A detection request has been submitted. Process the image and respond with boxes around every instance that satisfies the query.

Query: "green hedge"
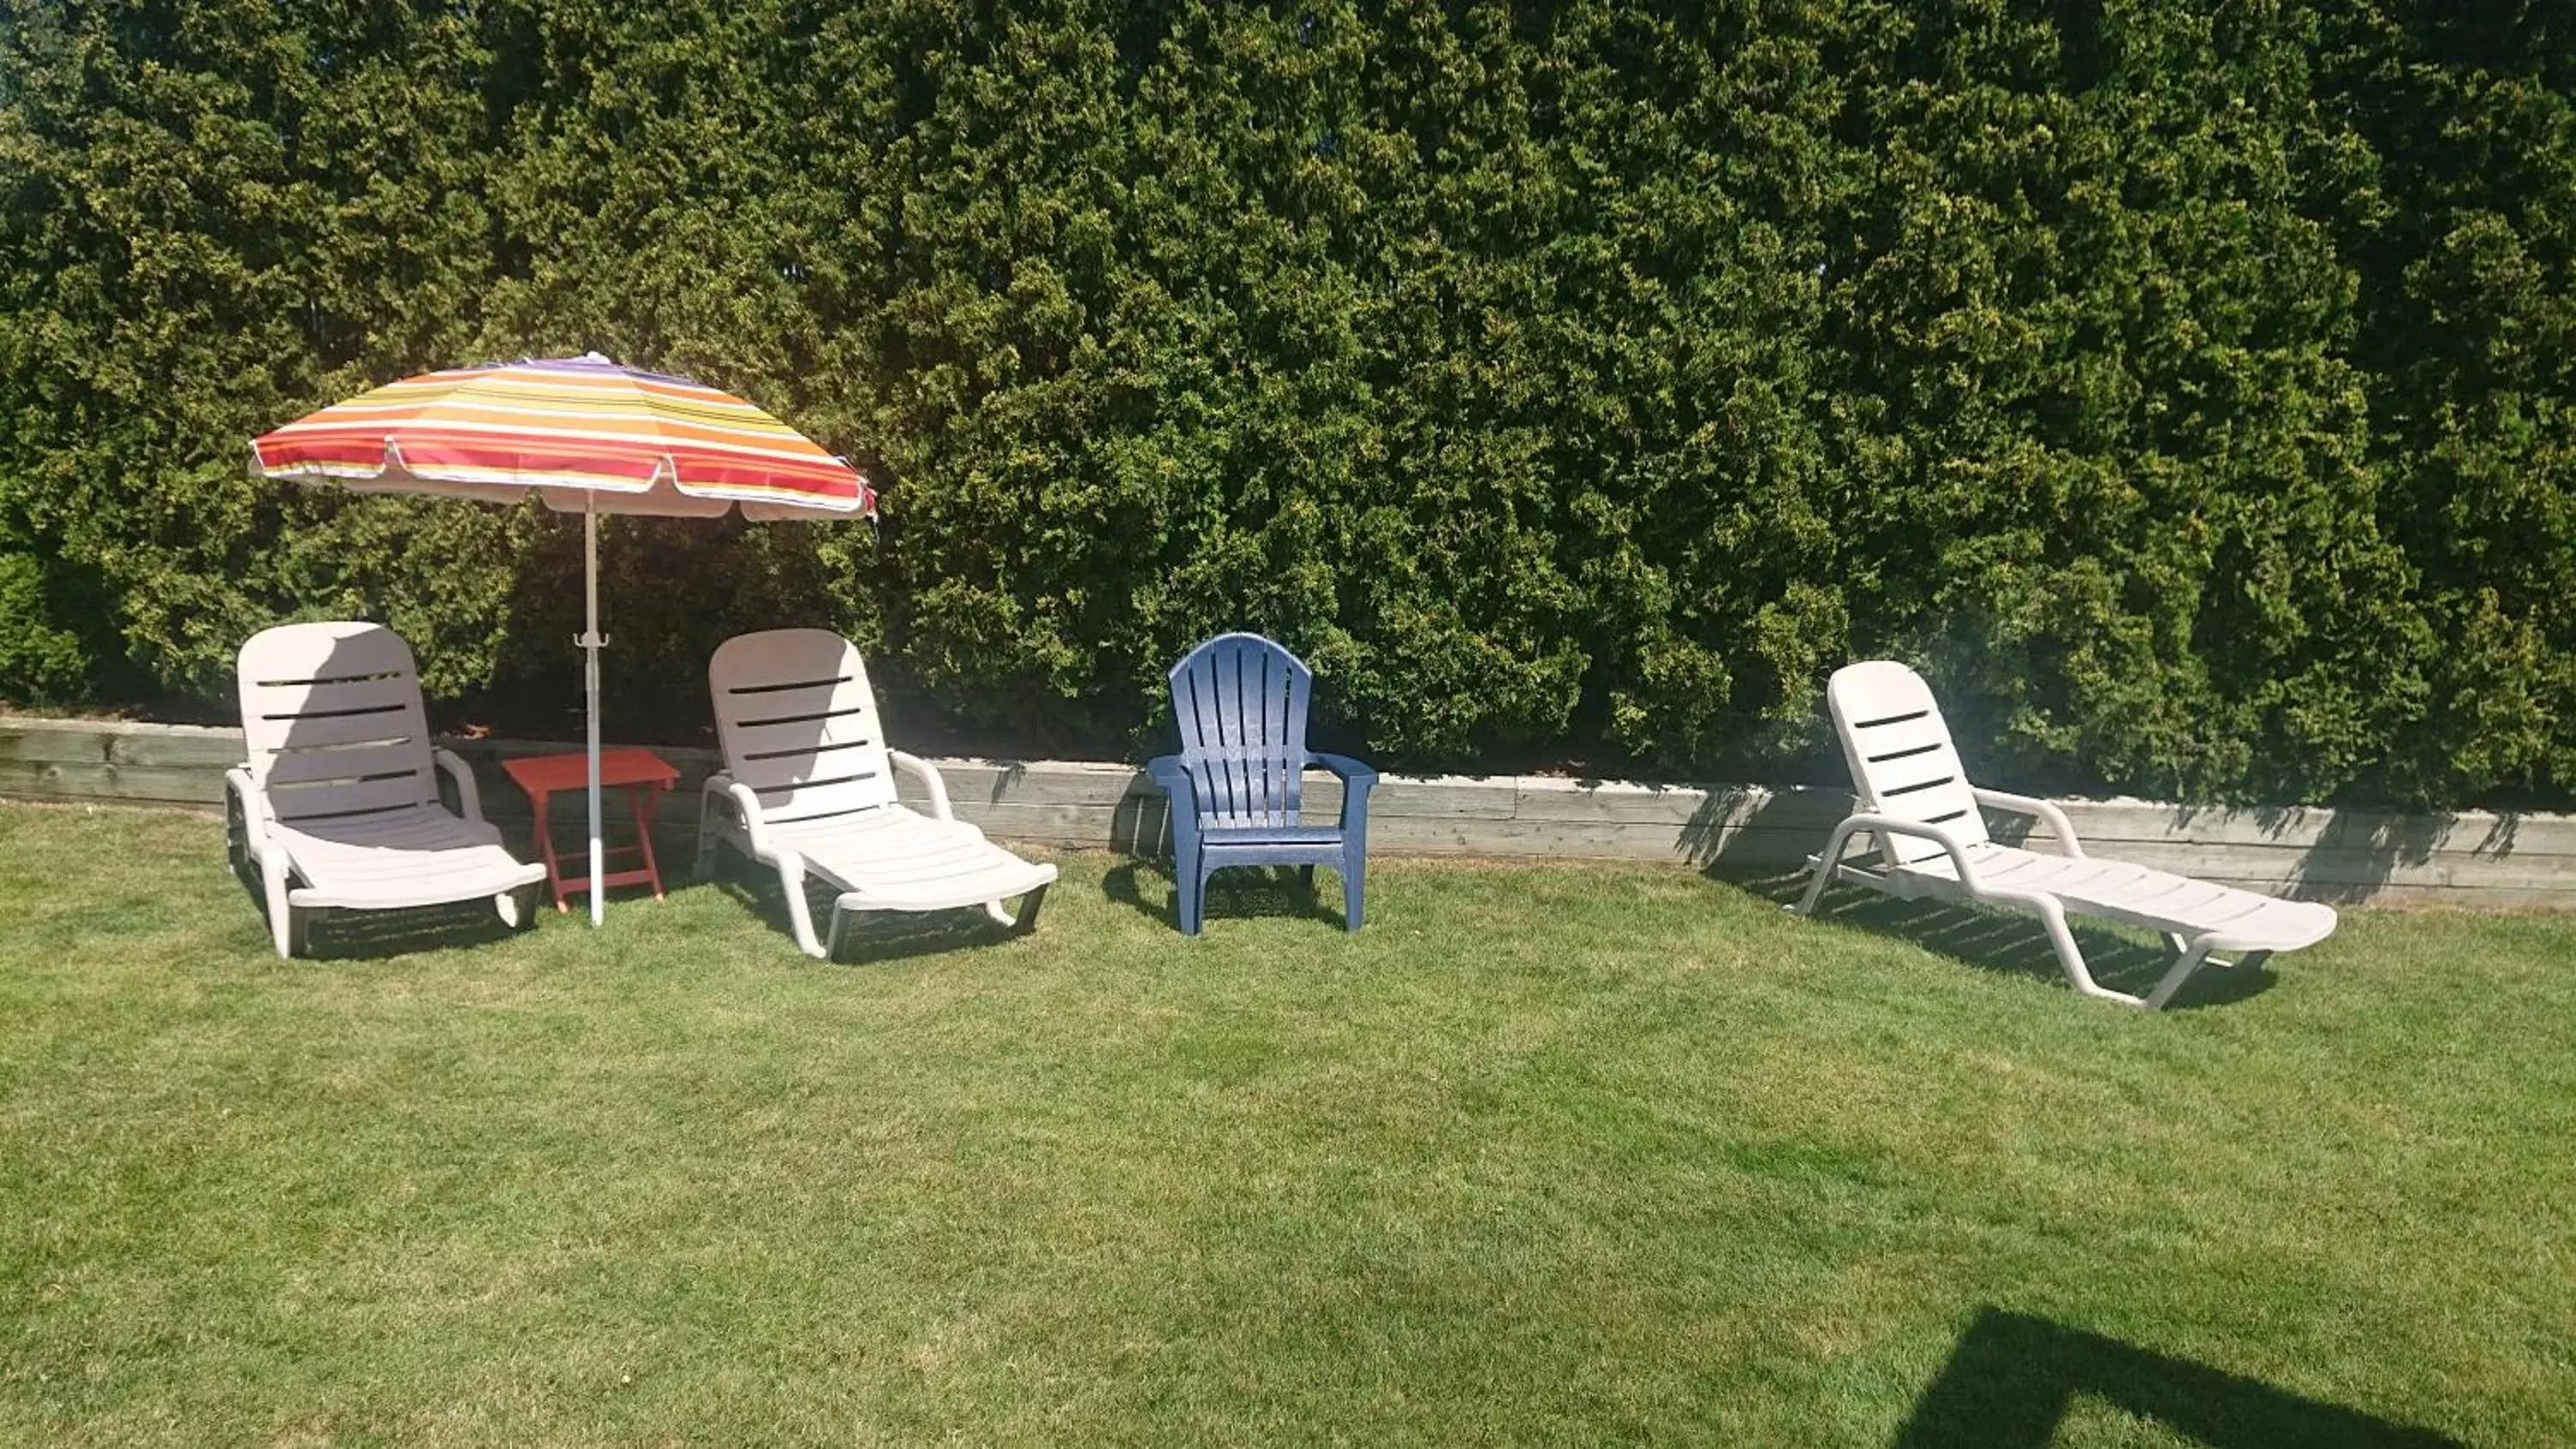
[3,0,2571,805]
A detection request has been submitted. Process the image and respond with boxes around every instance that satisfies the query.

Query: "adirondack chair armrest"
[430,748,487,823]
[1307,753,1377,829]
[703,773,779,860]
[1145,755,1192,799]
[1307,752,1377,790]
[1830,813,1988,893]
[1145,755,1203,846]
[1970,787,2086,858]
[884,749,954,822]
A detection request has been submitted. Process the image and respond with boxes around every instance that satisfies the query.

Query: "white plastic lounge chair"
[228,621,545,958]
[697,628,1056,959]
[1794,661,2337,1009]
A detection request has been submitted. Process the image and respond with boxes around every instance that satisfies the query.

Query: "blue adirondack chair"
[1146,634,1378,935]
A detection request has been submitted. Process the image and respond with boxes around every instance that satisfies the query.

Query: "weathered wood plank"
[1369,777,1518,821]
[0,758,228,807]
[933,761,1143,809]
[1507,778,1818,828]
[0,723,115,765]
[0,717,244,768]
[107,729,249,769]
[2026,798,2576,857]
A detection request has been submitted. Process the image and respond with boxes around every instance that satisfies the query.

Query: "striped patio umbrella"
[252,353,876,925]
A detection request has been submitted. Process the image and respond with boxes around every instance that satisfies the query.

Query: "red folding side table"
[501,748,681,912]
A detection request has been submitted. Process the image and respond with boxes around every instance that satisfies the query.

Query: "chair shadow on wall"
[1674,790,2275,1009]
[1895,1308,2458,1449]
[2234,802,2521,905]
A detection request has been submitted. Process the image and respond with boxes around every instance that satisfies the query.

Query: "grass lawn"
[2,800,2570,1446]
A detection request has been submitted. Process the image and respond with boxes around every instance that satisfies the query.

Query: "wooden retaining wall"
[3,713,2570,908]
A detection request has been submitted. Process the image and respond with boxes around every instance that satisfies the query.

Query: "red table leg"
[629,783,667,899]
[501,749,681,912]
[526,785,572,912]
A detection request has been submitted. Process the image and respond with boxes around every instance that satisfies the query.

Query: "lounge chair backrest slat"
[1170,634,1310,829]
[237,621,439,823]
[1826,660,1991,867]
[710,629,900,822]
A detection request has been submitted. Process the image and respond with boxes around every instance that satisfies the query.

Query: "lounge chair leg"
[778,856,828,960]
[2143,938,2217,1011]
[987,883,1048,935]
[495,883,539,931]
[1792,821,1869,918]
[823,901,852,962]
[2034,897,2146,1008]
[1342,864,1364,932]
[263,857,296,959]
[694,804,721,883]
[225,791,252,889]
[287,906,315,959]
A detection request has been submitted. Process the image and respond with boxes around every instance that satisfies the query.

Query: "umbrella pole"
[583,494,605,926]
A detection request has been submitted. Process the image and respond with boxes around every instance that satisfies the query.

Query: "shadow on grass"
[227,853,533,961]
[1721,871,2275,1010]
[1103,860,1346,933]
[696,858,1030,965]
[294,899,529,961]
[1896,1307,2458,1447]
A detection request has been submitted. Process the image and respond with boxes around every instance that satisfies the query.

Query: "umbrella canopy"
[249,353,876,925]
[251,353,873,519]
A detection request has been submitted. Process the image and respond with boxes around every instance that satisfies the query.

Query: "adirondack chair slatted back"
[1170,634,1312,829]
[1826,660,1992,867]
[709,629,900,825]
[237,621,441,824]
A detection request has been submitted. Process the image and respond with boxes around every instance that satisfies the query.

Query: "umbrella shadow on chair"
[1726,871,2275,1009]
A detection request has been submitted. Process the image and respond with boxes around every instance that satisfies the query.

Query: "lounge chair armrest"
[704,773,776,859]
[885,749,954,822]
[1828,813,1987,893]
[430,749,487,823]
[1971,787,2086,858]
[226,765,272,827]
[226,766,281,854]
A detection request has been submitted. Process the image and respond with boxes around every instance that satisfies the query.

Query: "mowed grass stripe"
[0,802,2567,1446]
